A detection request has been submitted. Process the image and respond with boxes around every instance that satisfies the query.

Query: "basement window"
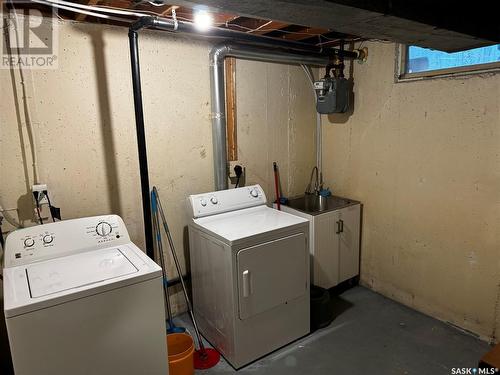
[397,44,500,80]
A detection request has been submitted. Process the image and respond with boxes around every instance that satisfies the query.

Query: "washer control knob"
[200,198,207,207]
[43,234,54,244]
[24,238,35,247]
[210,196,218,205]
[96,222,113,237]
[250,188,259,198]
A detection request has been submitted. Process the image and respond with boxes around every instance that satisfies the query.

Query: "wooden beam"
[75,0,99,22]
[225,57,237,161]
[100,0,132,8]
[248,20,289,35]
[172,6,192,18]
[160,5,179,17]
[174,7,237,26]
[226,18,290,34]
[280,27,329,41]
[212,13,239,26]
[227,17,268,31]
[299,31,355,46]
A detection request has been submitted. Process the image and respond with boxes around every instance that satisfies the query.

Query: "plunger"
[154,187,220,369]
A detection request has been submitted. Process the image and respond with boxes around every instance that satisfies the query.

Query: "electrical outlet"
[32,184,48,205]
[228,162,245,187]
[228,161,241,176]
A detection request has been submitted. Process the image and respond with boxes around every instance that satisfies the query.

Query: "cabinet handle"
[336,220,341,234]
[242,270,251,297]
[340,219,344,233]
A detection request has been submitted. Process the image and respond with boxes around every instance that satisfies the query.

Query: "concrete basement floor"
[177,286,490,375]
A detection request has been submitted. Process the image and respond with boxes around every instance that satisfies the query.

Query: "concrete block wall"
[322,41,500,341]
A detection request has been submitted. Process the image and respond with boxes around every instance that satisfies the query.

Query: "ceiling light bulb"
[194,11,213,32]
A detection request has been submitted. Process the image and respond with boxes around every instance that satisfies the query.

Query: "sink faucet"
[305,166,322,195]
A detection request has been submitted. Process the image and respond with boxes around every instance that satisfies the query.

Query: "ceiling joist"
[6,1,360,48]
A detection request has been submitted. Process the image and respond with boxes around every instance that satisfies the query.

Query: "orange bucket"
[167,333,194,375]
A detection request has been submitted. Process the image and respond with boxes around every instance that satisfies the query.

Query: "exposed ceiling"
[172,0,500,52]
[29,0,360,48]
[15,0,499,52]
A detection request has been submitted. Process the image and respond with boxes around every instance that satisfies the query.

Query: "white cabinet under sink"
[279,197,361,289]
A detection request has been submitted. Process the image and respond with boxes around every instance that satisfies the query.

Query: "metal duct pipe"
[127,16,364,249]
[210,44,330,190]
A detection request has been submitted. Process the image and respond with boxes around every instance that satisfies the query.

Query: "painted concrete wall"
[322,42,500,340]
[0,18,316,313]
[236,60,316,198]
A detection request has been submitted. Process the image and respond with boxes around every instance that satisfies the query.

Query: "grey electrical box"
[314,77,351,114]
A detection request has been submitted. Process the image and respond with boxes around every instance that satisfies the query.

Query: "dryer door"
[237,233,307,320]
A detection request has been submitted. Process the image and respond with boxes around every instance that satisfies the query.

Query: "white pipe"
[31,0,133,22]
[7,5,41,183]
[41,0,150,18]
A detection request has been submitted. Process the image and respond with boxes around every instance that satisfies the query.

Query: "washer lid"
[26,247,138,298]
[193,205,308,243]
[3,243,161,318]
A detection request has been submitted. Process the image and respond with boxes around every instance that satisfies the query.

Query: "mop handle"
[154,187,206,351]
[151,190,174,322]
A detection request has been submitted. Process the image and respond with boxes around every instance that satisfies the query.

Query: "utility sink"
[285,194,359,215]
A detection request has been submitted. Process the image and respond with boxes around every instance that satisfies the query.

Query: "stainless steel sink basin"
[285,194,359,215]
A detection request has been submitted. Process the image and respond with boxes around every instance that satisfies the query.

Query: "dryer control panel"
[4,215,131,268]
[189,184,267,218]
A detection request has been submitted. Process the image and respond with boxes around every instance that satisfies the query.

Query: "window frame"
[395,44,500,82]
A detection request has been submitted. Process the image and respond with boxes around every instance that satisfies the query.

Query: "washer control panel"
[4,215,130,268]
[189,184,267,218]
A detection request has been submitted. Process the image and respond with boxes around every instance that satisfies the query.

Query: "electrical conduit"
[301,65,323,187]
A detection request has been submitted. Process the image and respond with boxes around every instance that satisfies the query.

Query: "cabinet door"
[313,212,340,289]
[338,204,360,283]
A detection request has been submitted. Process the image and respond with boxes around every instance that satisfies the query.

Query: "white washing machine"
[3,215,168,375]
[188,185,310,369]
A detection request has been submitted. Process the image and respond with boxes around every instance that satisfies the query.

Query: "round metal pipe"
[210,44,330,190]
[150,17,360,59]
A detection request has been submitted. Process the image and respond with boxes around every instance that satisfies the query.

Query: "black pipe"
[0,216,4,252]
[130,16,157,32]
[128,28,154,259]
